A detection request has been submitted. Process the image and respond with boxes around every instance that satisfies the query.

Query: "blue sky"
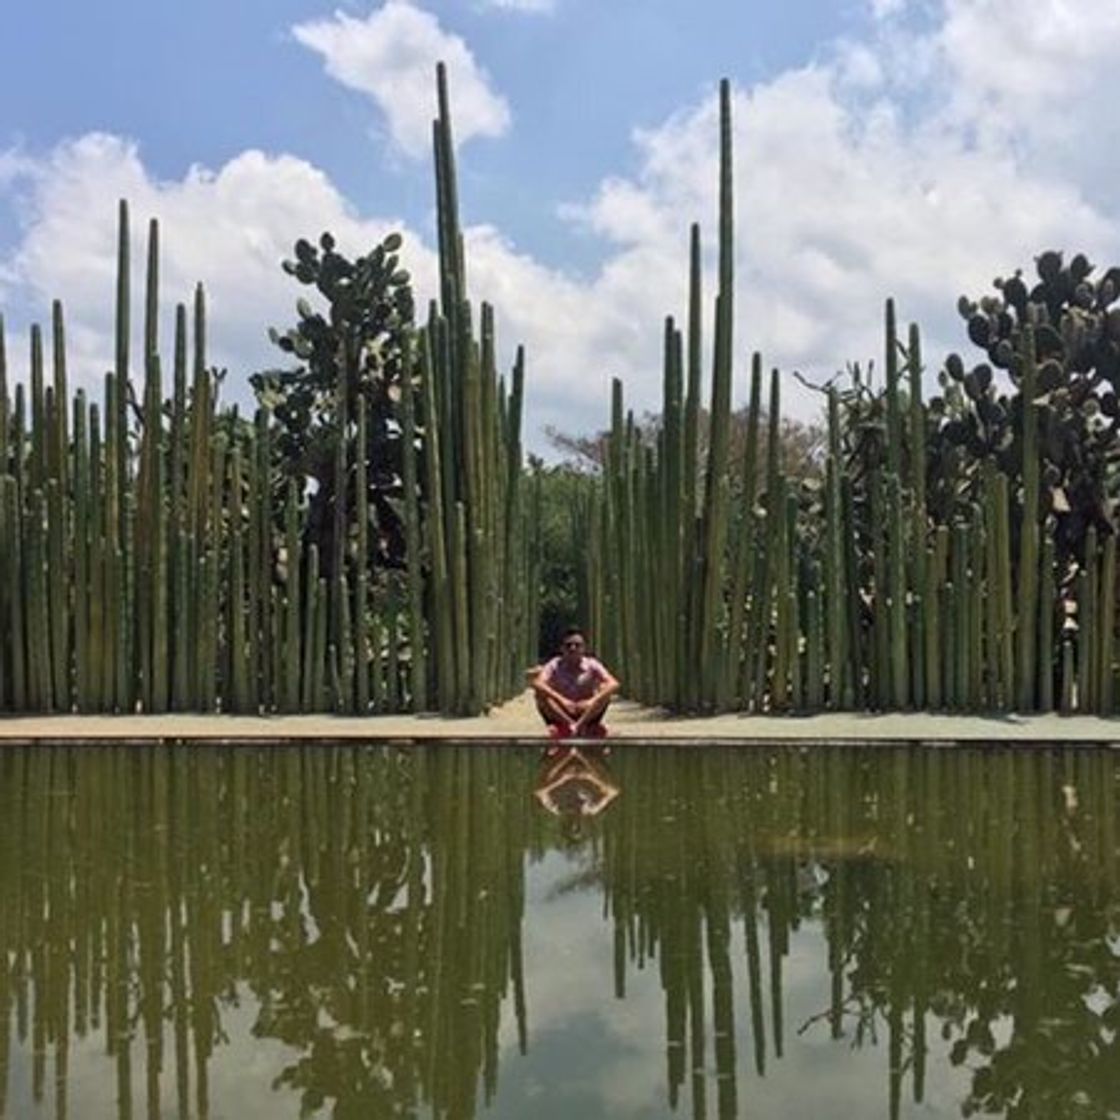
[3,1,1119,447]
[1,0,856,267]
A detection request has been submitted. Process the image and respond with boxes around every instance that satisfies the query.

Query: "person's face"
[561,635,585,663]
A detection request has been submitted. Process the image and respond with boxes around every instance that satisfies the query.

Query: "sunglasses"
[563,641,584,650]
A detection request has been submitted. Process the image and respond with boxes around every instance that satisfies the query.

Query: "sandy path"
[1,691,1119,743]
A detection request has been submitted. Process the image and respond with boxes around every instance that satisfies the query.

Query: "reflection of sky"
[484,853,977,1120]
[5,997,303,1120]
[2,851,984,1120]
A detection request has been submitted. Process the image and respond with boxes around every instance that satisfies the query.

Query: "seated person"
[531,628,620,738]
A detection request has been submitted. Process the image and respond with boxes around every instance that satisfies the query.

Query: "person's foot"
[585,723,608,739]
[548,723,572,740]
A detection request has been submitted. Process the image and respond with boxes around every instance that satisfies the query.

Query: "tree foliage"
[528,460,598,658]
[546,406,825,485]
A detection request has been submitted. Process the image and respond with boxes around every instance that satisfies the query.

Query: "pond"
[1,744,1117,1119]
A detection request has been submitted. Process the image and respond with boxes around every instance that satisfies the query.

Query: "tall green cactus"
[887,473,908,708]
[722,353,761,709]
[1017,323,1040,711]
[3,66,1115,721]
[907,323,927,708]
[1099,535,1115,714]
[825,389,847,709]
[697,79,735,710]
[1038,536,1056,713]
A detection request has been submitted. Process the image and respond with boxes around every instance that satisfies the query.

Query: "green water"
[0,745,1117,1120]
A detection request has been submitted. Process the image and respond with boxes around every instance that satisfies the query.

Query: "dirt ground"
[2,690,1119,744]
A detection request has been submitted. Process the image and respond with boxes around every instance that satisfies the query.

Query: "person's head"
[560,627,587,665]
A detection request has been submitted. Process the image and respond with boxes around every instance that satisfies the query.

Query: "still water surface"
[1,744,1117,1119]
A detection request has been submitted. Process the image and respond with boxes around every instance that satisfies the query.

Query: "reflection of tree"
[0,745,531,1120]
[601,747,1120,1120]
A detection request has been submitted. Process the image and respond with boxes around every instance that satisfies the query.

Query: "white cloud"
[292,2,510,159]
[935,2,1120,199]
[0,134,435,401]
[545,0,1120,427]
[0,149,37,187]
[0,134,629,448]
[0,130,679,448]
[940,1,1120,112]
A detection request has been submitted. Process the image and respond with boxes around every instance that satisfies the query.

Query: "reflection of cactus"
[602,745,1120,1120]
[0,745,533,1119]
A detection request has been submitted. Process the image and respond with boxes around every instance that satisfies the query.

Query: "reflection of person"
[531,628,620,739]
[533,745,620,819]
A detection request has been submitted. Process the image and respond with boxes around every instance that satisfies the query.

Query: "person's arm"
[582,783,620,816]
[571,663,621,731]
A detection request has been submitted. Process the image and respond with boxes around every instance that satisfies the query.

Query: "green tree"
[529,459,598,658]
[546,405,825,486]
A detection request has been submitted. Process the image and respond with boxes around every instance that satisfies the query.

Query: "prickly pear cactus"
[251,230,416,575]
[933,251,1120,565]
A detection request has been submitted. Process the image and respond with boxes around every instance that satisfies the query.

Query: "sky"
[2,0,1120,452]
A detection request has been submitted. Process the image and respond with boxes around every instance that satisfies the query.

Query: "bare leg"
[573,692,613,734]
[535,693,573,729]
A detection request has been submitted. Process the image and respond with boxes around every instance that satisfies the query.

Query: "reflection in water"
[0,746,532,1120]
[0,745,1117,1119]
[533,746,620,820]
[603,747,1120,1120]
